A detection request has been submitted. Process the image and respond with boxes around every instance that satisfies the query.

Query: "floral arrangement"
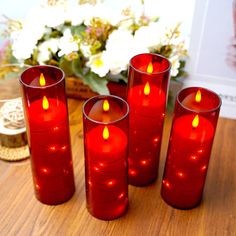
[2,0,187,94]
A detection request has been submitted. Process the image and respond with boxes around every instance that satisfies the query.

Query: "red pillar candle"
[161,87,222,209]
[127,53,171,186]
[83,95,129,220]
[20,65,75,205]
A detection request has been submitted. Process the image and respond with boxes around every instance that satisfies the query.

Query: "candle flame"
[103,99,109,112]
[42,96,49,110]
[192,114,199,128]
[147,62,153,73]
[39,73,46,86]
[103,126,109,140]
[195,90,201,102]
[144,82,150,96]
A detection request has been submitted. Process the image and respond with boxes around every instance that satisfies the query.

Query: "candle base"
[160,187,202,209]
[35,185,75,205]
[128,154,160,186]
[87,200,128,221]
[129,173,158,187]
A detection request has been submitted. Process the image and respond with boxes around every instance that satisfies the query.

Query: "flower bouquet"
[2,0,187,96]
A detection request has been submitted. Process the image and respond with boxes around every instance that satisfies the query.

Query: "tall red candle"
[83,95,129,220]
[127,53,171,186]
[20,65,75,205]
[161,87,221,209]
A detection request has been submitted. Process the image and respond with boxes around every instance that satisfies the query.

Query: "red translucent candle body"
[127,53,171,186]
[83,95,129,220]
[20,66,75,205]
[161,87,221,209]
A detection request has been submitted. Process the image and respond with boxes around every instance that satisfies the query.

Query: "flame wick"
[39,73,46,86]
[192,114,199,128]
[103,126,109,140]
[195,90,201,103]
[147,62,153,73]
[42,96,49,111]
[103,99,109,112]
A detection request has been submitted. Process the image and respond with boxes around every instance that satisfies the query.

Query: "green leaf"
[71,57,84,76]
[59,57,74,76]
[80,72,110,95]
[151,16,159,22]
[71,25,86,37]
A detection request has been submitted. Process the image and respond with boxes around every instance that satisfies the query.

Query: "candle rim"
[177,87,222,113]
[19,65,64,89]
[83,95,129,125]
[129,53,171,75]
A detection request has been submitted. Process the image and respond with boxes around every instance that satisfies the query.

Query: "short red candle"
[161,87,222,209]
[20,65,75,205]
[83,95,129,220]
[127,53,171,186]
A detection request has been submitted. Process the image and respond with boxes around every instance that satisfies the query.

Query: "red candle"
[83,95,129,220]
[20,66,75,205]
[161,87,221,209]
[127,53,171,186]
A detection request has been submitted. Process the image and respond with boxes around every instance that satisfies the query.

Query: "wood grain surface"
[0,99,235,236]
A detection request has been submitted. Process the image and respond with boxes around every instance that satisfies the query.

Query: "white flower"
[67,4,95,26]
[11,28,39,61]
[92,3,125,26]
[10,6,48,61]
[80,43,92,58]
[7,0,187,88]
[24,7,47,32]
[134,23,166,50]
[105,29,147,75]
[42,5,67,28]
[58,29,79,57]
[118,18,134,31]
[127,0,144,19]
[169,55,180,77]
[37,38,59,64]
[21,4,67,29]
[86,53,109,77]
[103,0,144,21]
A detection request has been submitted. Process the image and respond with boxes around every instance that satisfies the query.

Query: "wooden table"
[0,99,235,236]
